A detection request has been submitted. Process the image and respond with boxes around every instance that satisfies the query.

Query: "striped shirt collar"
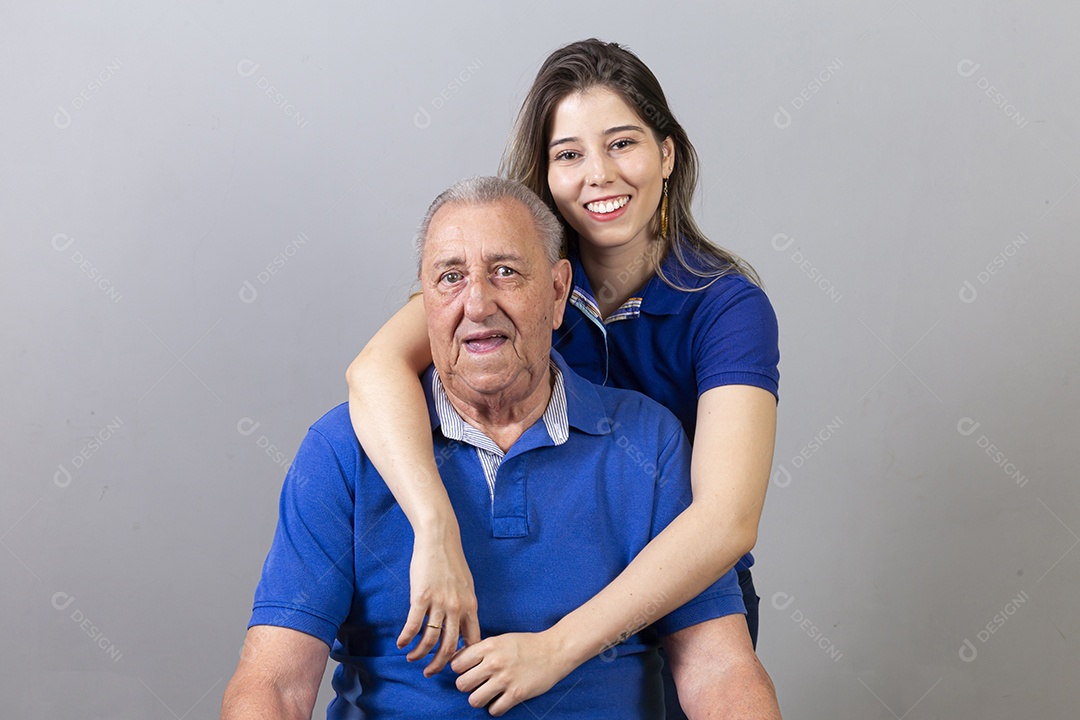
[430,361,570,453]
[570,288,643,325]
[567,247,694,319]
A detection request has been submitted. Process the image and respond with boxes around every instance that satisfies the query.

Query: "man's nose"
[463,277,497,321]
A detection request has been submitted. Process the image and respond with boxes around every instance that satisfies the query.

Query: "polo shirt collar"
[431,360,568,448]
[551,349,608,437]
[567,246,692,320]
[422,349,608,442]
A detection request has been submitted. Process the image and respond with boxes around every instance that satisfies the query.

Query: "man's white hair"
[415,176,564,269]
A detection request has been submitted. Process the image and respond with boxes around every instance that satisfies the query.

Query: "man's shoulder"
[558,356,685,445]
[604,385,685,443]
[298,402,388,488]
[307,402,361,454]
[592,382,676,421]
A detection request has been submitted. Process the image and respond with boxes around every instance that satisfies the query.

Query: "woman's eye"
[441,272,463,284]
[495,266,516,277]
[612,139,636,150]
[554,150,580,162]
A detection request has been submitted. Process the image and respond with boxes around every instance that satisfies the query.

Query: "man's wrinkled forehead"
[428,248,528,272]
[421,200,540,271]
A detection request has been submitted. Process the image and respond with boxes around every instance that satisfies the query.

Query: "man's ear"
[550,259,572,330]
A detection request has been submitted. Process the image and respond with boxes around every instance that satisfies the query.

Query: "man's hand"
[450,630,577,716]
[399,529,482,677]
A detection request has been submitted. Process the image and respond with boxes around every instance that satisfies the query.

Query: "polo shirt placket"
[430,363,569,538]
[563,253,692,388]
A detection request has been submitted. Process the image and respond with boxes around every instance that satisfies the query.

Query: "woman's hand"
[450,630,578,716]
[399,526,482,677]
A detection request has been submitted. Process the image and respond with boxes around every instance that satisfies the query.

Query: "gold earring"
[660,177,669,239]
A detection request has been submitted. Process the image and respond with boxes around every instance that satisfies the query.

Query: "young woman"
[347,39,779,716]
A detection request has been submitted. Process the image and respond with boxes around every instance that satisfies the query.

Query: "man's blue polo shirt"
[248,350,745,719]
[553,248,780,572]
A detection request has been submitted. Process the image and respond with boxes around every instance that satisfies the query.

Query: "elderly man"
[222,177,780,719]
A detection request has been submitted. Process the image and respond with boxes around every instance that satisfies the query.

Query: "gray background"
[2,1,1077,718]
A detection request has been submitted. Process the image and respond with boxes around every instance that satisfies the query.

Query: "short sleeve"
[248,427,356,647]
[693,280,780,402]
[648,423,746,638]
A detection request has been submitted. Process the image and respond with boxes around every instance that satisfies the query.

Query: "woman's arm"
[346,294,481,674]
[451,384,776,715]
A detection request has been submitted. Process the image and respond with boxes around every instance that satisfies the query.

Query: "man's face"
[420,199,571,406]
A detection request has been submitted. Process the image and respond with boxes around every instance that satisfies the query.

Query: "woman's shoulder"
[657,243,773,313]
[661,245,780,396]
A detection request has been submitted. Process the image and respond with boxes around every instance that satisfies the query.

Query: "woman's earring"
[660,177,669,239]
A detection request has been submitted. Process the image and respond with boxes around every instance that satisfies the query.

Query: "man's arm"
[221,625,329,720]
[661,614,782,720]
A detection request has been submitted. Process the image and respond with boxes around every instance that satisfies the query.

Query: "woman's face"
[546,86,674,255]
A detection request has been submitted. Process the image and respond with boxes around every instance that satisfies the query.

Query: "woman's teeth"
[586,196,629,214]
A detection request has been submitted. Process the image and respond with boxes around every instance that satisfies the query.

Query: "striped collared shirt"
[430,361,569,503]
[569,287,644,325]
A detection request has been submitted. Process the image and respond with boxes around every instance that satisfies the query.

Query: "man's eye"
[441,272,463,284]
[495,266,516,277]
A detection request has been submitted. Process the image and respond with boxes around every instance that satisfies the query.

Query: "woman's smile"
[546,87,673,254]
[584,194,630,214]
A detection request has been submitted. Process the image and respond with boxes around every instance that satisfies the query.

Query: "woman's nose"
[587,154,615,186]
